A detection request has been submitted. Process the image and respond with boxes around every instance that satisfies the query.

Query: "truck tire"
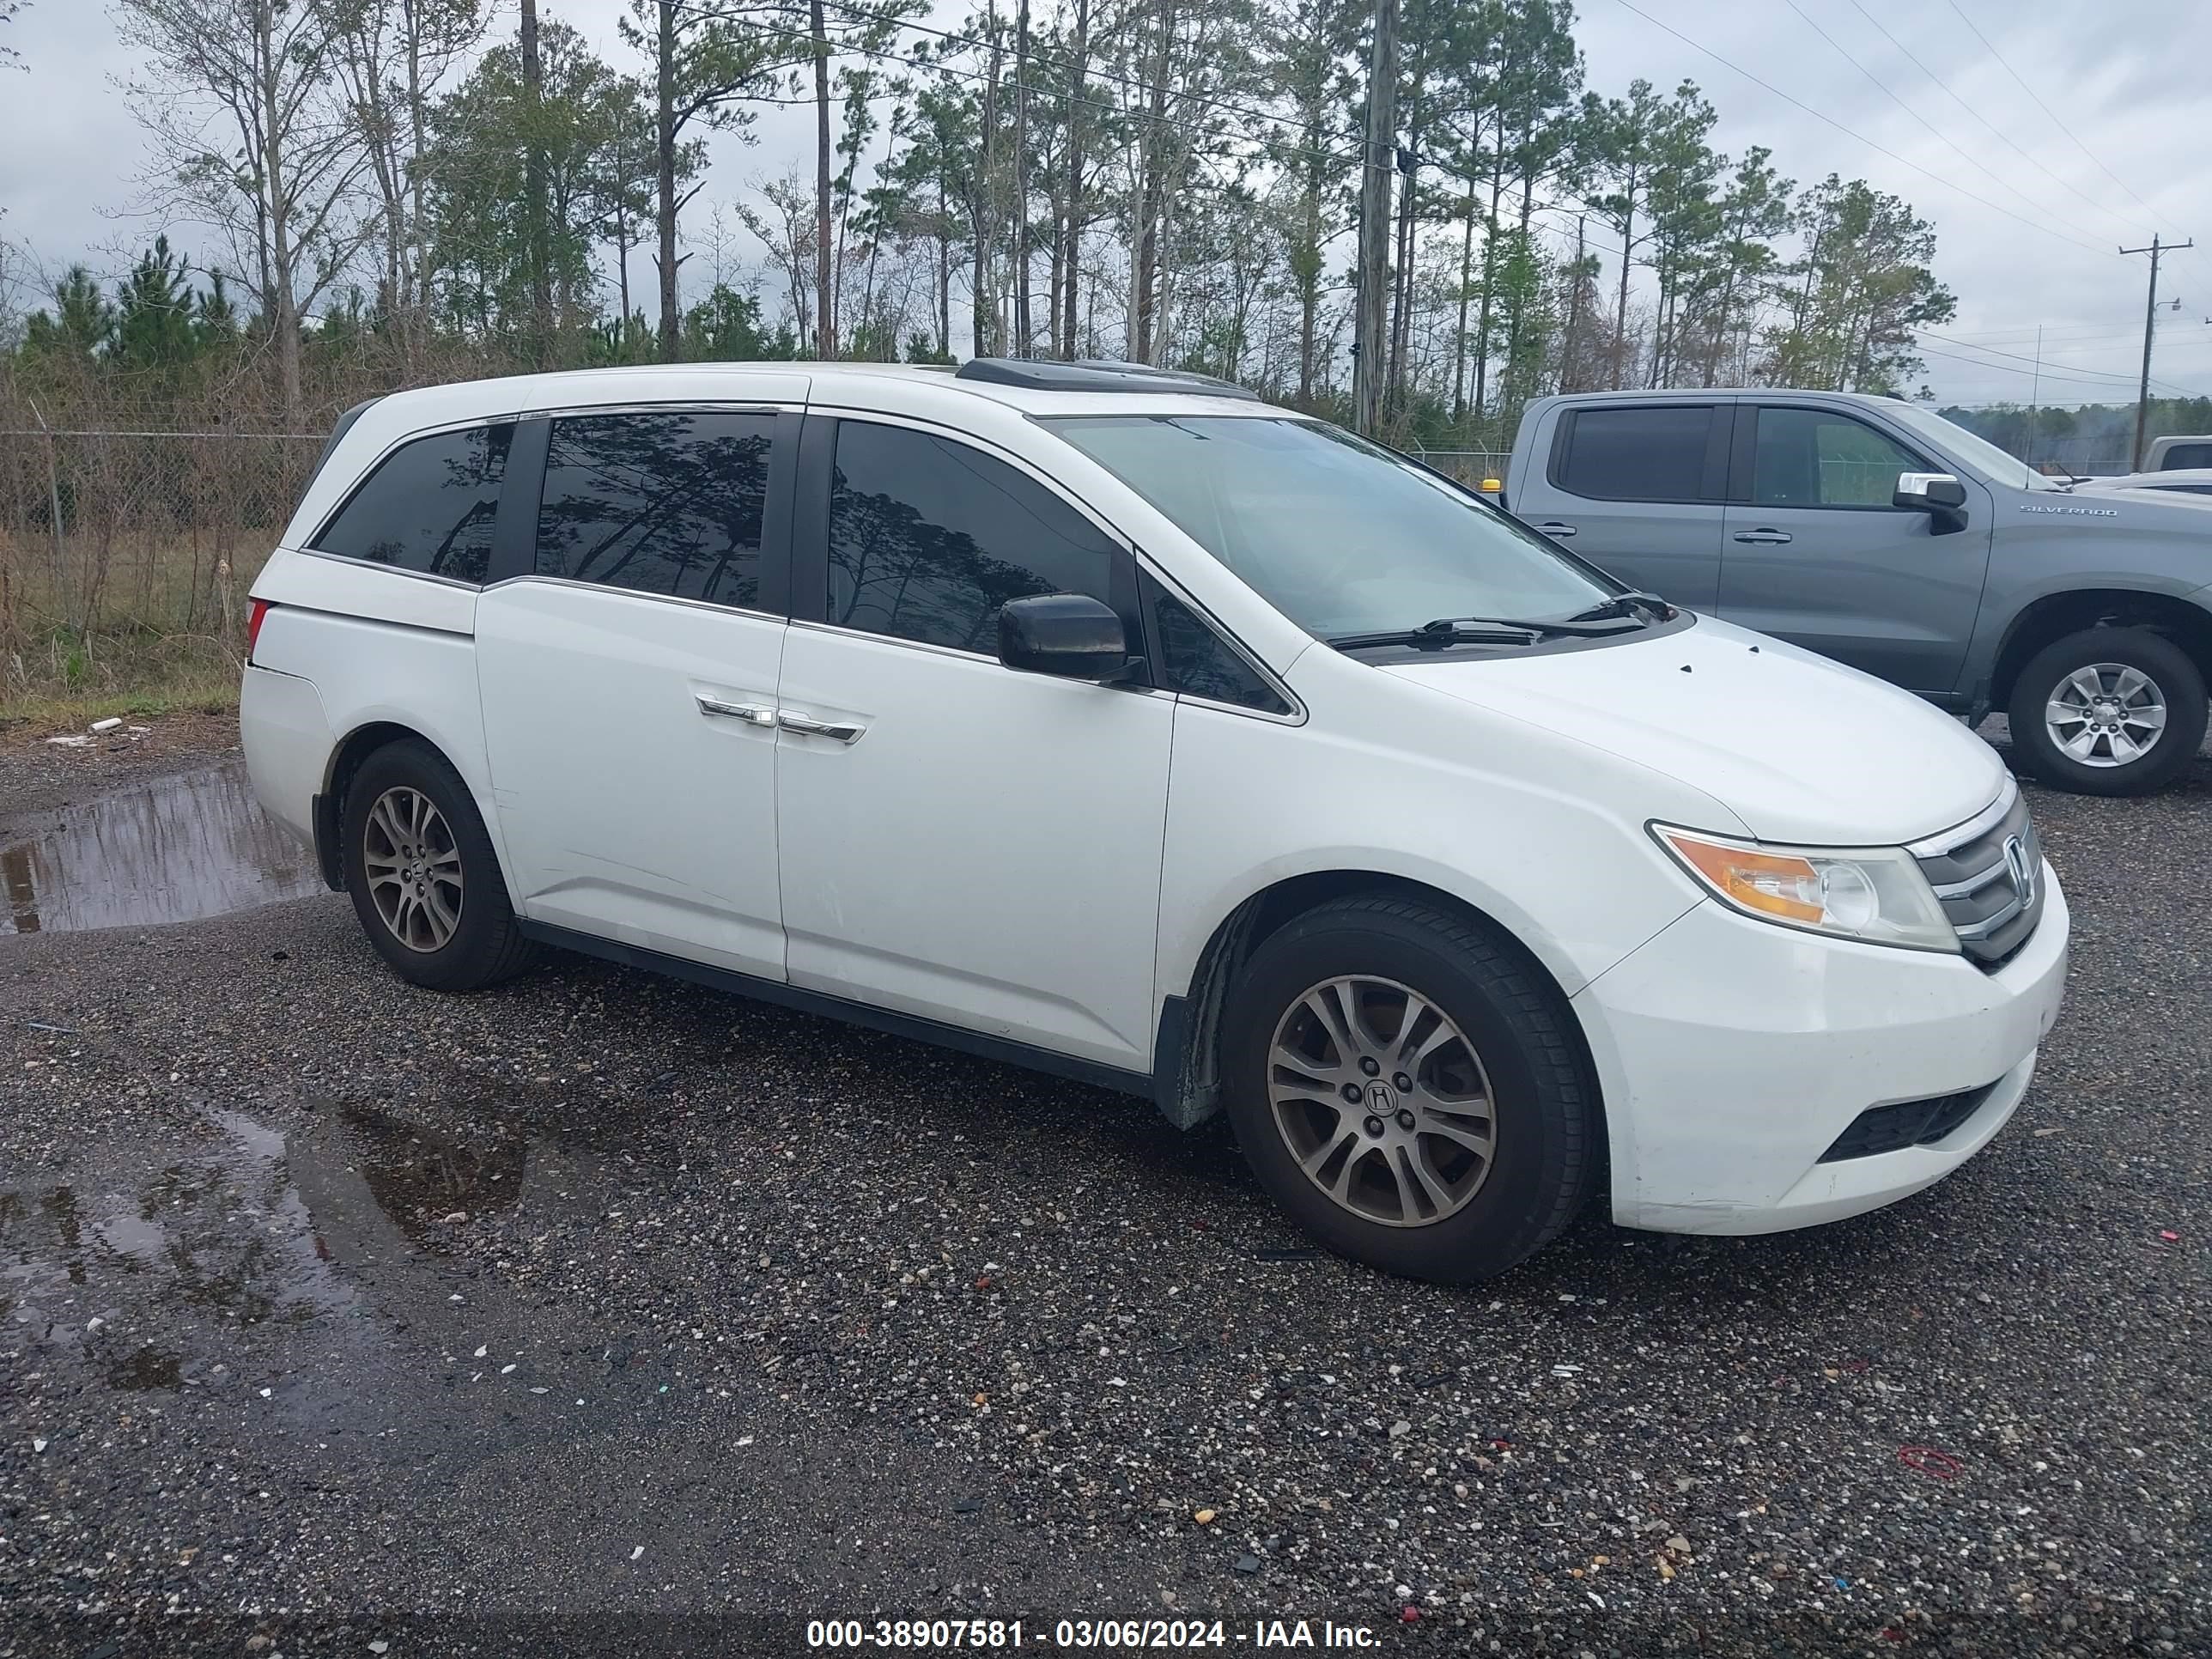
[1218,893,1599,1283]
[2007,628,2207,797]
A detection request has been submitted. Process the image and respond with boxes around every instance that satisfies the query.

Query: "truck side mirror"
[1893,471,1968,535]
[1893,471,1967,512]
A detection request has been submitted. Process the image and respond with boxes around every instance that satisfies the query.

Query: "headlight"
[1650,823,1959,953]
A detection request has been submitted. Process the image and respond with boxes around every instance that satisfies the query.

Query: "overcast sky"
[2,0,2207,404]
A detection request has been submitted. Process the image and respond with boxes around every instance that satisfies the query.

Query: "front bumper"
[1575,862,2069,1235]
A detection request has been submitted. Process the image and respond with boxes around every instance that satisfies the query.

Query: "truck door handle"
[776,709,867,744]
[696,695,777,726]
[1533,521,1578,538]
[1732,529,1794,545]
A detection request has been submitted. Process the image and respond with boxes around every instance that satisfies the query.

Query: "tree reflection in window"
[828,422,1119,653]
[537,411,775,608]
[314,422,511,582]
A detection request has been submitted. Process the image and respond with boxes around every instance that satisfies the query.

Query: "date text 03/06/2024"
[805,1618,1383,1649]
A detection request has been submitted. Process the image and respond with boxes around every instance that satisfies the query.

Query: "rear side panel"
[238,662,333,846]
[246,598,510,890]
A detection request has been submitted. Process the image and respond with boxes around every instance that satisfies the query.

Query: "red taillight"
[246,598,273,658]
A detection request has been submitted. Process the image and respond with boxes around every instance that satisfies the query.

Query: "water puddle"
[1,1091,617,1399]
[0,759,325,935]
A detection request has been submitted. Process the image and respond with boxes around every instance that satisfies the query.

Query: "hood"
[1381,616,2008,846]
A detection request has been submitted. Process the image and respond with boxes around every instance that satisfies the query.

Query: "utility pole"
[2121,233,2191,471]
[1351,0,1398,436]
[2027,324,2041,470]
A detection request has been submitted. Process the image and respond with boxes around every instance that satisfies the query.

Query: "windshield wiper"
[1327,623,1545,651]
[1327,613,1643,652]
[1565,590,1672,623]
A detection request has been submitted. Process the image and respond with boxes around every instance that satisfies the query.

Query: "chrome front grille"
[1911,788,2045,971]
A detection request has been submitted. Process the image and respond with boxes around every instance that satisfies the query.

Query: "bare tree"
[1,0,30,66]
[329,0,491,359]
[116,0,374,423]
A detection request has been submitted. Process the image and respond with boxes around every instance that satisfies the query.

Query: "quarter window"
[535,410,775,606]
[1152,589,1290,714]
[827,421,1121,653]
[313,422,511,582]
[1555,406,1717,502]
[1752,408,1922,507]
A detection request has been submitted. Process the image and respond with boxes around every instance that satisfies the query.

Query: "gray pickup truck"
[1503,390,2212,795]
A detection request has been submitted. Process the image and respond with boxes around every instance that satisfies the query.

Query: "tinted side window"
[1753,408,1920,507]
[828,422,1120,652]
[313,423,510,581]
[1555,406,1715,502]
[535,410,775,607]
[1153,592,1290,714]
[2160,442,2212,470]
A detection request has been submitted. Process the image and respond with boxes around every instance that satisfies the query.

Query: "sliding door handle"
[777,710,867,744]
[1533,520,1578,538]
[1731,529,1794,545]
[696,695,778,726]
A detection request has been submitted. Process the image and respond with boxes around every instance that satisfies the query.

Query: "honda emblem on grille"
[2002,834,2035,906]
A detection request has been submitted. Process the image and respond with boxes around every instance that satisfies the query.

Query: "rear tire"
[341,739,538,992]
[1219,894,1598,1283]
[2006,627,2206,797]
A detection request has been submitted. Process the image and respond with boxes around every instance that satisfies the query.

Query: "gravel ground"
[1,728,2206,1657]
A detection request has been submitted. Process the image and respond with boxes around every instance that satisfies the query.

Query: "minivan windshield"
[1049,415,1620,641]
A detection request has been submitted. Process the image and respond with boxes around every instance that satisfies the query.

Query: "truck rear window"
[1553,406,1718,503]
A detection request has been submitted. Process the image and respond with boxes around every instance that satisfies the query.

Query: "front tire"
[2007,627,2206,796]
[1220,894,1599,1284]
[341,739,538,992]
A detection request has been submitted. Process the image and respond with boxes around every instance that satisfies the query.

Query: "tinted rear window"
[2160,442,2212,471]
[534,410,776,608]
[1554,406,1716,502]
[313,423,512,582]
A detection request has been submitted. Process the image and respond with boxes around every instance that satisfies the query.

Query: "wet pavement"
[1,760,2208,1656]
[1,758,323,935]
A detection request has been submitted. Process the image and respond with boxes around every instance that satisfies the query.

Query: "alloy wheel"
[2045,662,2167,768]
[362,786,464,952]
[1267,975,1498,1228]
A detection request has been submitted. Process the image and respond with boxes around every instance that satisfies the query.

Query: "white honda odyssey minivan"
[240,359,2068,1282]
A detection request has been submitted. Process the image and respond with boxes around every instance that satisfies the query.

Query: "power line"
[1939,0,2167,232]
[1909,341,2189,393]
[1601,0,2126,264]
[1840,0,2154,243]
[1776,0,2108,252]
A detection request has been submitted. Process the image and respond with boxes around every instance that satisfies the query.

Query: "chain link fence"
[0,423,325,699]
[1408,449,1513,488]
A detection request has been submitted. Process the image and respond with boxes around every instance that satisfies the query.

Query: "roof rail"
[954,356,1261,400]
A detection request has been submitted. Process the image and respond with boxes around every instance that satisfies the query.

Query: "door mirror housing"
[1893,471,1968,512]
[998,593,1145,684]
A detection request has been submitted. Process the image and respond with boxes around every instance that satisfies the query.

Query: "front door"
[774,415,1173,1072]
[476,402,799,978]
[1717,404,1993,692]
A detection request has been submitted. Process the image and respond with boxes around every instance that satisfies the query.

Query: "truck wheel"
[2007,628,2207,797]
[341,739,539,991]
[1219,893,1599,1284]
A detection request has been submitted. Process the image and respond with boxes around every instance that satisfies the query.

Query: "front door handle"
[1732,529,1794,545]
[777,709,867,744]
[696,694,777,726]
[1533,521,1578,538]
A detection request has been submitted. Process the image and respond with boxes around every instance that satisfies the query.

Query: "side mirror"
[998,592,1144,684]
[1893,471,1968,512]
